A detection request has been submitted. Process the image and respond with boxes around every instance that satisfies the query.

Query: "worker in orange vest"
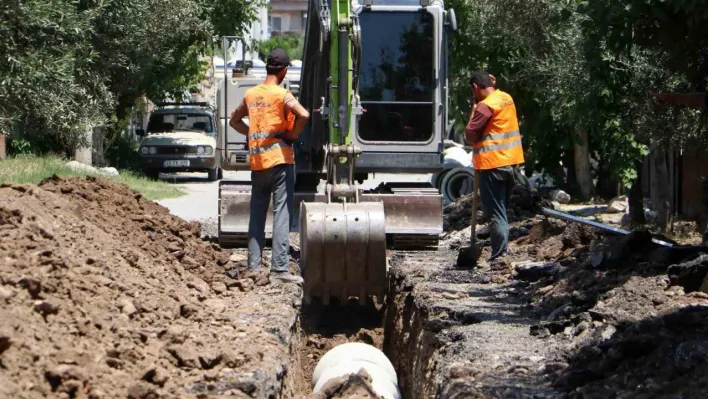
[229,48,310,284]
[465,71,525,262]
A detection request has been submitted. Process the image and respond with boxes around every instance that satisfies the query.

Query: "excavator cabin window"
[358,11,434,143]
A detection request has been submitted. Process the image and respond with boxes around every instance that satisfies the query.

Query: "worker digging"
[456,71,526,268]
[228,48,309,285]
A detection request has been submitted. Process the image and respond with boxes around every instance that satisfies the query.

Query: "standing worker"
[465,71,525,262]
[229,48,310,284]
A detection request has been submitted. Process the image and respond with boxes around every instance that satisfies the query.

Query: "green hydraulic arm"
[300,0,386,305]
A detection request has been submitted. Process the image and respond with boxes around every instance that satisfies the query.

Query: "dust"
[0,176,298,398]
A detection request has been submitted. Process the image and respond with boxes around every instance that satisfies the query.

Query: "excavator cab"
[217,0,459,304]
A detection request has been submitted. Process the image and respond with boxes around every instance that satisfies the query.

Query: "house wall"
[270,0,308,35]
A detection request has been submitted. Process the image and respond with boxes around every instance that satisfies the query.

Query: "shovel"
[456,169,482,267]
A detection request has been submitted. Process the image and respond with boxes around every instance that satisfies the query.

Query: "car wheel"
[217,167,223,180]
[207,168,219,182]
[441,167,475,206]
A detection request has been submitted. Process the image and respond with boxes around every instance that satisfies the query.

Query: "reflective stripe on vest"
[472,90,525,170]
[249,140,290,154]
[244,84,296,171]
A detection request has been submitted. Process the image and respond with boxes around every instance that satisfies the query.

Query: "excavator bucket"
[300,201,387,305]
[218,181,442,247]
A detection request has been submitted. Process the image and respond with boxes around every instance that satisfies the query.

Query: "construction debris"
[549,189,571,204]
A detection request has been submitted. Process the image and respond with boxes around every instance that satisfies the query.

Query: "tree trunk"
[650,149,671,233]
[573,126,594,201]
[629,160,645,224]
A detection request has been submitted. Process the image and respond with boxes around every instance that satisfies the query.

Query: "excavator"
[216,0,459,304]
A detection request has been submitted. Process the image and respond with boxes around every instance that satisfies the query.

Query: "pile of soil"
[443,184,550,232]
[483,214,708,397]
[0,176,292,398]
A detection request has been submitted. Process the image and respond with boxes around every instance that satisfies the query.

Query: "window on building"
[301,11,307,31]
[269,16,282,33]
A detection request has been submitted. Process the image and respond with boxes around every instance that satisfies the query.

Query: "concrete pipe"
[312,342,400,399]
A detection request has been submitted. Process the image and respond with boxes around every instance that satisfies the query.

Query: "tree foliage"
[446,0,707,198]
[0,0,261,155]
[256,33,305,62]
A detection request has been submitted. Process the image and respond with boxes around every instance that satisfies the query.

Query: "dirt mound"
[0,176,283,398]
[502,216,708,397]
[443,184,549,232]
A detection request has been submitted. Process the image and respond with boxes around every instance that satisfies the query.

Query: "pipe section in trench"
[312,342,401,399]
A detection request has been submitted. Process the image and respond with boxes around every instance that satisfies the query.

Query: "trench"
[283,276,440,399]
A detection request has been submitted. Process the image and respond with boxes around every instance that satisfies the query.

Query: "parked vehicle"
[137,102,222,181]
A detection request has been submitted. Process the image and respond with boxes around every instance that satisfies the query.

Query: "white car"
[137,102,222,181]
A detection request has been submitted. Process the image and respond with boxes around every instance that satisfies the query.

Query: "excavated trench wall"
[286,278,444,399]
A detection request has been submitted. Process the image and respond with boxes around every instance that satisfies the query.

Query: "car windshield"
[147,113,214,134]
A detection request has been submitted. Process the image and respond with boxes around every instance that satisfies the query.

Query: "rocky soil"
[0,176,302,399]
[390,184,708,398]
[5,174,708,399]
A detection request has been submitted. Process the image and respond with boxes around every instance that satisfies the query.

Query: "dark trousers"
[248,164,295,272]
[479,166,516,260]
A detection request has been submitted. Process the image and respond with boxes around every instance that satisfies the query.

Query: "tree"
[0,0,263,157]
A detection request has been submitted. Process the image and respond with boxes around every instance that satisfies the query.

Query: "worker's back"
[473,90,524,170]
[244,84,295,171]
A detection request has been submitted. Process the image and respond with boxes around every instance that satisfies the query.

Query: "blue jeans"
[479,166,516,260]
[248,164,295,272]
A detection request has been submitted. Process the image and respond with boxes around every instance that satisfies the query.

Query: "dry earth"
[4,176,708,399]
[0,176,301,399]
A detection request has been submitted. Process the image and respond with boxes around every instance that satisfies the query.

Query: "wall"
[270,0,308,35]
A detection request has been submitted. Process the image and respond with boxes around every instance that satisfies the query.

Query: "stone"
[119,298,138,316]
[600,324,617,341]
[668,254,708,293]
[605,196,628,214]
[168,345,199,369]
[179,303,198,318]
[66,161,98,174]
[19,277,42,299]
[34,299,60,317]
[99,167,119,176]
[514,262,558,282]
[211,282,227,294]
[0,286,16,302]
[127,381,157,399]
[549,189,571,204]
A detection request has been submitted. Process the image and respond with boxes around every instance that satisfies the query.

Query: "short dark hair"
[469,71,493,89]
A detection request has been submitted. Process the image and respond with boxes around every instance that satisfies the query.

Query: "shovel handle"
[470,169,481,241]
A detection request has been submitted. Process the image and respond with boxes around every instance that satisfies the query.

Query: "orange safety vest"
[472,90,525,170]
[244,84,296,171]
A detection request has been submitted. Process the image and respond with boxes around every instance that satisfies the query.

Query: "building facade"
[269,0,308,35]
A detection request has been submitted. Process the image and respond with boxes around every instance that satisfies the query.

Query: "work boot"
[269,271,304,285]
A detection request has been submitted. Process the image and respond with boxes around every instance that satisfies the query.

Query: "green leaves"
[446,0,708,194]
[0,0,261,155]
